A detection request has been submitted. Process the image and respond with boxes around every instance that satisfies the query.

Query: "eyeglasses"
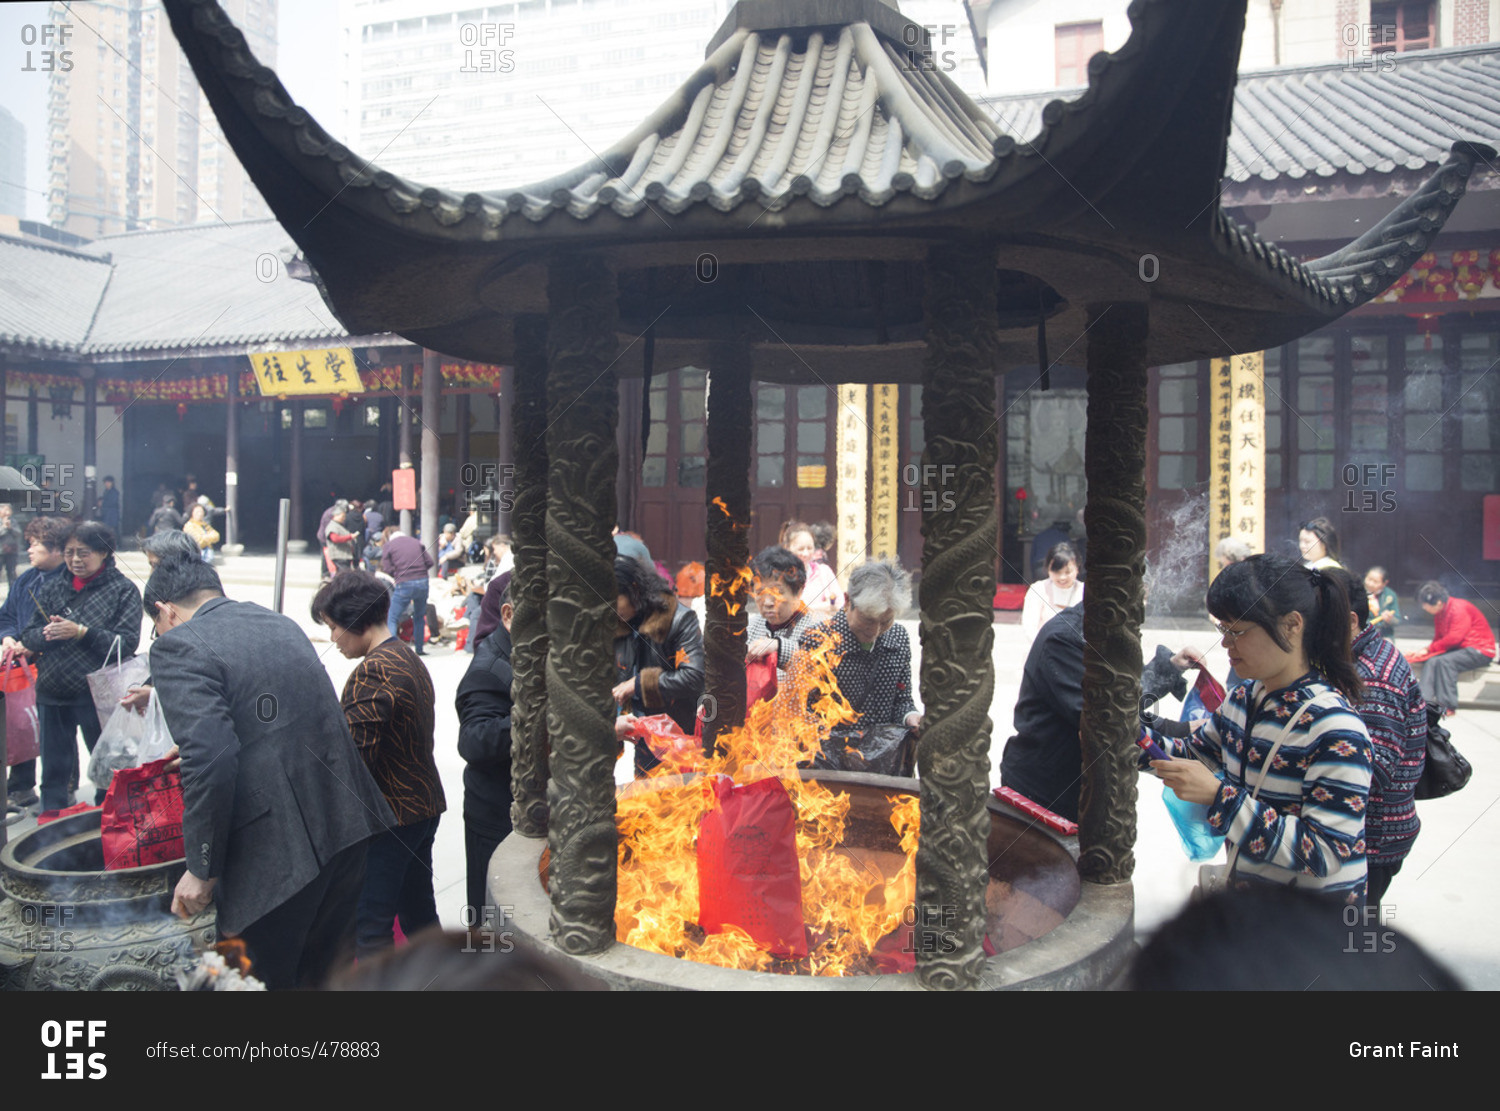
[1210,620,1253,643]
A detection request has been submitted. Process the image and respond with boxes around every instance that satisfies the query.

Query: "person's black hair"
[1045,542,1079,574]
[1128,886,1463,991]
[1417,580,1448,607]
[1328,567,1369,631]
[1301,515,1340,559]
[751,545,807,595]
[614,555,666,621]
[142,558,224,616]
[103,475,115,484]
[66,521,120,568]
[310,571,391,634]
[1205,553,1363,700]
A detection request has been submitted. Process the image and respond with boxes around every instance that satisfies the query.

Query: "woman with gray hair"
[1215,536,1255,569]
[140,529,201,568]
[791,559,922,735]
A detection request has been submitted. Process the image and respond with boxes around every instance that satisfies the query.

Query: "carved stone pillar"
[916,241,999,990]
[1077,302,1149,884]
[543,255,620,955]
[702,341,751,751]
[510,316,551,838]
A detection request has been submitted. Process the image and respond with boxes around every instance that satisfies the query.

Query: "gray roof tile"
[80,219,346,355]
[0,236,113,353]
[981,43,1500,196]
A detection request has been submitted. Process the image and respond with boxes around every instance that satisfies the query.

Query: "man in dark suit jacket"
[144,558,394,989]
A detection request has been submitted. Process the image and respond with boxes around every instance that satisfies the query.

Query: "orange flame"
[214,938,252,975]
[616,623,921,976]
[711,496,731,516]
[708,564,753,618]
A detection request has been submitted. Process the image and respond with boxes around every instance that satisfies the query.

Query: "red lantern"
[176,402,188,421]
[332,394,346,417]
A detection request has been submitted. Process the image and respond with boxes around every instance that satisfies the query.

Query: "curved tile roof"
[982,43,1500,193]
[160,0,1492,369]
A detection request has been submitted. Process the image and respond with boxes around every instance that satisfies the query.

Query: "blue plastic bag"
[1161,781,1223,862]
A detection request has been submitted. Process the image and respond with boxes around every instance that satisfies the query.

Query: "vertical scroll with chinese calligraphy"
[1209,353,1265,581]
[836,384,868,582]
[870,383,900,562]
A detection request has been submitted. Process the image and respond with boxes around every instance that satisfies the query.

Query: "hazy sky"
[0,1,341,222]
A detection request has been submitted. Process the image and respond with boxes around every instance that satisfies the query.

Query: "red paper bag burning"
[629,714,702,774]
[697,775,808,959]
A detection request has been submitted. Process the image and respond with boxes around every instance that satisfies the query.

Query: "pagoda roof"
[163,0,1495,377]
[984,41,1500,206]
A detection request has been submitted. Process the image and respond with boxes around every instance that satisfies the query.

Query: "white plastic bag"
[86,690,175,789]
[138,688,176,764]
[88,703,149,790]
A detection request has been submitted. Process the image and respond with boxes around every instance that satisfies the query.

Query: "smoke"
[1145,494,1210,618]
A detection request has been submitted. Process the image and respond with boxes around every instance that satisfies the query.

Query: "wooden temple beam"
[1077,302,1149,884]
[916,241,1000,990]
[543,254,622,955]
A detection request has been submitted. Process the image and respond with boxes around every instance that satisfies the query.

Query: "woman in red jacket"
[1408,581,1496,717]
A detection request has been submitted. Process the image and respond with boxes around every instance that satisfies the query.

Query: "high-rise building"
[0,106,24,219]
[46,0,278,236]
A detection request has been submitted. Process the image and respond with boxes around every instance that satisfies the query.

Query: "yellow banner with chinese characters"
[1209,352,1265,582]
[836,384,868,584]
[869,383,900,562]
[249,348,365,396]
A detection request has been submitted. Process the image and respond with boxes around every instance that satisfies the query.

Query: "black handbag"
[1414,704,1472,800]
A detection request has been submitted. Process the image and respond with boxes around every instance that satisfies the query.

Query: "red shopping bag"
[697,775,808,959]
[3,661,39,766]
[100,757,185,870]
[1,659,36,693]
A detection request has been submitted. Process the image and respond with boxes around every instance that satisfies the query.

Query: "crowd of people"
[0,490,1489,987]
[1004,511,1494,919]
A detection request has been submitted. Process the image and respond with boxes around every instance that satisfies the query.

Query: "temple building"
[1,3,1495,601]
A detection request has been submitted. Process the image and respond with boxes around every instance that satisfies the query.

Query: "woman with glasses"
[20,521,143,813]
[1148,553,1373,905]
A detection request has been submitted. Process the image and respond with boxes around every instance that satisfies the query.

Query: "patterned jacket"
[795,610,917,732]
[1168,672,1372,903]
[1351,624,1425,863]
[20,565,143,705]
[341,639,446,827]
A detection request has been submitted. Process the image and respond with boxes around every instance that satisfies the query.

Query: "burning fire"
[707,563,752,618]
[176,937,265,991]
[617,622,922,976]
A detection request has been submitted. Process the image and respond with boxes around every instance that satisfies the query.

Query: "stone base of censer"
[490,770,1133,990]
[0,809,214,991]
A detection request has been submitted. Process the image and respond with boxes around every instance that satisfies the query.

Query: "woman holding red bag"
[1,517,72,818]
[20,522,142,814]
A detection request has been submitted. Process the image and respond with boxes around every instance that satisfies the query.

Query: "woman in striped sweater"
[1151,554,1373,905]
